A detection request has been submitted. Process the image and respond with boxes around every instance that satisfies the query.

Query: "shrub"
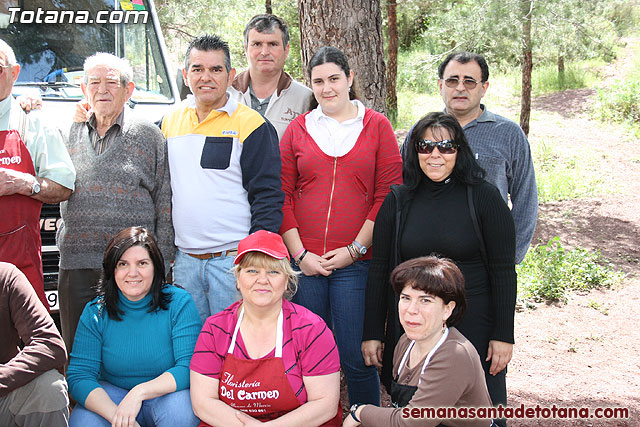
[517,237,623,303]
[596,79,640,125]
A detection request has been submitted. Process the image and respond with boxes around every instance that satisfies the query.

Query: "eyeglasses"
[415,139,459,154]
[443,77,481,90]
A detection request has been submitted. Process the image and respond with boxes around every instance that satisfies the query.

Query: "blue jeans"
[69,381,198,427]
[173,249,240,323]
[292,260,380,406]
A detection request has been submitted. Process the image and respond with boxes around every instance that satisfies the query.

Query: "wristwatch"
[350,403,364,422]
[30,176,41,195]
[352,240,367,256]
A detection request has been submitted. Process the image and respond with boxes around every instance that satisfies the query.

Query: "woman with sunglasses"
[279,46,403,407]
[362,112,516,412]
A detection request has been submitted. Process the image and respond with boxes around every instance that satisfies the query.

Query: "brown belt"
[186,249,238,260]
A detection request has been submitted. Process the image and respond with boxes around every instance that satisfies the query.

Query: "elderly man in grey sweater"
[56,53,174,354]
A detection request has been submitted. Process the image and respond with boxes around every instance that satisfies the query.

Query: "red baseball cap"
[234,230,290,265]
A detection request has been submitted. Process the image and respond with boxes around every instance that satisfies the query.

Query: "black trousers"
[457,292,508,427]
[58,268,101,355]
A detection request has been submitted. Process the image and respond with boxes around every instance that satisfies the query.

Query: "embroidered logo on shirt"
[222,130,239,136]
[281,107,301,123]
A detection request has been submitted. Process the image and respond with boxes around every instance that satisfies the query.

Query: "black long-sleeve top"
[363,176,517,387]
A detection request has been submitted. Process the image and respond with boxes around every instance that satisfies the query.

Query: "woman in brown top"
[344,256,492,427]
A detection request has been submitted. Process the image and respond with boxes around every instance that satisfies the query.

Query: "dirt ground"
[506,41,640,426]
[359,40,640,425]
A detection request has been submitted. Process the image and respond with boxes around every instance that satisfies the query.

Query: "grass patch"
[532,139,607,202]
[505,61,603,98]
[393,89,443,130]
[517,237,624,303]
[596,79,640,125]
[594,39,640,132]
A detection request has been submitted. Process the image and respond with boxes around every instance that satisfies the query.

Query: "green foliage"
[396,48,440,94]
[528,63,600,96]
[534,0,621,65]
[532,139,606,203]
[400,0,633,74]
[273,0,304,81]
[517,238,623,303]
[595,41,640,130]
[494,60,602,98]
[393,0,441,50]
[602,0,640,36]
[155,0,262,69]
[596,79,640,125]
[393,89,443,130]
[155,0,304,80]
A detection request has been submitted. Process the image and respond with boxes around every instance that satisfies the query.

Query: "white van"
[1,0,179,313]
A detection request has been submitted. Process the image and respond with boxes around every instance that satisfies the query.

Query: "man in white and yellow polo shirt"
[162,34,283,322]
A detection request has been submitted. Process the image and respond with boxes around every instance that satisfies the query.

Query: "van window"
[0,0,174,104]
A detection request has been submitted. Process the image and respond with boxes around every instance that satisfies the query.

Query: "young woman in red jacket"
[279,46,403,407]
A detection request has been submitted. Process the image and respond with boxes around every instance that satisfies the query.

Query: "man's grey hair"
[83,53,133,86]
[0,39,18,66]
[243,14,290,48]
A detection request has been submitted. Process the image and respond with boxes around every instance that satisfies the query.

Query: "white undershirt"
[305,99,365,157]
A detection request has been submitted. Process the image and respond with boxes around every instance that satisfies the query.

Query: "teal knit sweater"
[67,285,201,406]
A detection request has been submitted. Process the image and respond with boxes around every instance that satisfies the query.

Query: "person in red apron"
[0,127,46,308]
[0,41,75,310]
[190,230,343,426]
[343,257,493,427]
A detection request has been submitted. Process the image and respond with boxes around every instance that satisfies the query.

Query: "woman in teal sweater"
[67,227,201,427]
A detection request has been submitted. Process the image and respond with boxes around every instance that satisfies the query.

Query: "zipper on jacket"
[323,157,338,253]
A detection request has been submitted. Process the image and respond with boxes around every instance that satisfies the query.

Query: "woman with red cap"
[189,230,342,426]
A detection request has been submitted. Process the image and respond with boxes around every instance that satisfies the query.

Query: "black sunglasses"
[415,139,459,155]
[443,77,481,90]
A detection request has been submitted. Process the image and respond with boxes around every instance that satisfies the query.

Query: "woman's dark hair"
[307,46,360,110]
[96,226,170,320]
[391,256,467,327]
[403,112,485,190]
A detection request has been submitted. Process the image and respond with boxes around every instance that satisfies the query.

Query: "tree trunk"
[557,55,565,74]
[386,0,398,123]
[297,0,387,113]
[520,0,533,137]
[558,55,565,88]
[265,0,272,14]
